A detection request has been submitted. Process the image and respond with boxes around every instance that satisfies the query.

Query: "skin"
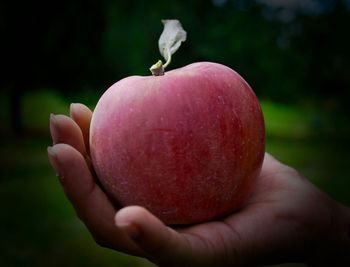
[48,103,350,267]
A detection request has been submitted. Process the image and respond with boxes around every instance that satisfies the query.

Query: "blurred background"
[1,0,349,266]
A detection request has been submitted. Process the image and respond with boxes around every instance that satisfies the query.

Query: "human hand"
[48,103,350,267]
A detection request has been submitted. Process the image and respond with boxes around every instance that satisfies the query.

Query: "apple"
[90,62,265,225]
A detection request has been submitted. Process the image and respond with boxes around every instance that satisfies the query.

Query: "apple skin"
[90,62,265,225]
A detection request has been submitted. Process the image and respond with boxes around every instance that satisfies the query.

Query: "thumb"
[114,206,196,266]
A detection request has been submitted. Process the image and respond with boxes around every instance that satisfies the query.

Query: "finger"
[69,103,93,153]
[259,152,285,177]
[115,206,209,266]
[47,143,143,256]
[261,152,300,179]
[50,114,86,156]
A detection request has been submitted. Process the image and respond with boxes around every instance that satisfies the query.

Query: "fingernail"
[70,103,77,118]
[49,114,58,144]
[118,222,140,240]
[47,146,64,181]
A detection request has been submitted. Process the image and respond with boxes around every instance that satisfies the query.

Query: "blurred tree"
[1,0,107,134]
[292,1,350,109]
[1,0,349,134]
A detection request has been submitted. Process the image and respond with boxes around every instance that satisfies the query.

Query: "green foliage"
[262,101,315,139]
[2,0,350,133]
[21,90,69,134]
[1,2,349,265]
[0,91,10,132]
[2,0,349,98]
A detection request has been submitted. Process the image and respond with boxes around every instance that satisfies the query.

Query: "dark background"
[1,0,349,266]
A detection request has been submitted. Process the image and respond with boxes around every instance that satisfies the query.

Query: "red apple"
[90,62,265,225]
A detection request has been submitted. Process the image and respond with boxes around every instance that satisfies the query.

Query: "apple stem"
[150,48,172,76]
[150,19,186,76]
[150,60,165,76]
[163,46,172,68]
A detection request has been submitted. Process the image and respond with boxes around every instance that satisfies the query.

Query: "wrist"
[308,202,350,266]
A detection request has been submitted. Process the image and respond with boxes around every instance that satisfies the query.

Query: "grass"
[0,136,155,267]
[267,137,350,205]
[0,89,349,267]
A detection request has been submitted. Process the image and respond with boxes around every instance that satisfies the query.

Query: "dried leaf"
[158,20,187,66]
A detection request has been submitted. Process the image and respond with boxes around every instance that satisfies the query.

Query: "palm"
[48,103,332,267]
[173,154,329,267]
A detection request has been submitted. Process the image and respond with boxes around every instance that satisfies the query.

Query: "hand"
[48,103,350,267]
